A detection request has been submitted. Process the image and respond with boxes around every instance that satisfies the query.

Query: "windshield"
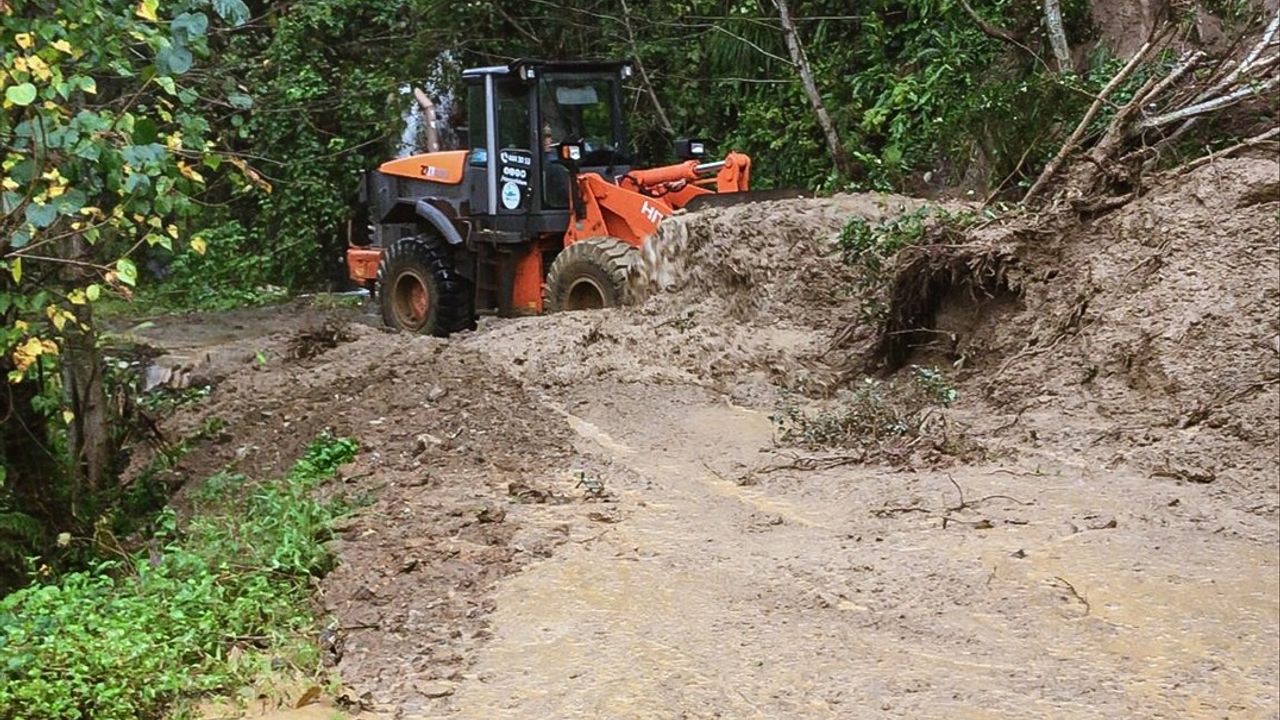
[539,76,627,166]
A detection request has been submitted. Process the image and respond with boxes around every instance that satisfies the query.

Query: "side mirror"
[674,138,707,161]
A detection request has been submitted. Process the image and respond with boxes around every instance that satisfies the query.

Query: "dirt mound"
[639,193,928,323]
[471,194,936,402]
[130,321,624,715]
[897,157,1280,497]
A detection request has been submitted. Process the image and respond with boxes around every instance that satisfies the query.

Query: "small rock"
[476,505,506,523]
[414,433,444,455]
[1010,549,1027,559]
[418,681,455,698]
[426,385,448,402]
[399,558,419,573]
[352,585,376,601]
[1086,514,1118,530]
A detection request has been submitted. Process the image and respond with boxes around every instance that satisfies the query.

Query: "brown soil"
[132,159,1278,719]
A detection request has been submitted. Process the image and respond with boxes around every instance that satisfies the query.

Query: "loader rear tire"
[543,237,638,312]
[377,237,475,336]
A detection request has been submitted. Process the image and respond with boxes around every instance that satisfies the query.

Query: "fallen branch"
[1137,73,1280,131]
[958,0,1024,44]
[1168,127,1280,176]
[1022,39,1154,203]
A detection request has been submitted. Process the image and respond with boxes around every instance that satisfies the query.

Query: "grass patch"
[0,433,358,720]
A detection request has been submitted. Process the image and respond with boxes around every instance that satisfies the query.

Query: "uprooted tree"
[862,11,1279,370]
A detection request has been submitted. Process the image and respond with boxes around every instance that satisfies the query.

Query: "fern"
[0,510,41,565]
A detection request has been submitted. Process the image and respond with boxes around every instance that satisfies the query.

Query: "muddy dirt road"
[133,161,1279,719]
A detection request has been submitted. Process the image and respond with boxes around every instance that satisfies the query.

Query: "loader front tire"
[543,237,638,312]
[377,237,475,336]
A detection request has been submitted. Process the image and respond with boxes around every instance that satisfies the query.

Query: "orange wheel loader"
[346,59,756,336]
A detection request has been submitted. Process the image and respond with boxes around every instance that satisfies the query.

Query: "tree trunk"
[620,0,676,136]
[1043,0,1073,73]
[774,0,855,178]
[61,305,111,498]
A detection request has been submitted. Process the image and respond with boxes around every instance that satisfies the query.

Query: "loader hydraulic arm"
[618,151,751,207]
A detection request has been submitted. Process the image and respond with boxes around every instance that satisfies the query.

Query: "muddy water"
[436,384,1278,719]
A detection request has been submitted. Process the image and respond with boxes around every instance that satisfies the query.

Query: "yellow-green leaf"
[4,83,37,107]
[61,409,74,424]
[10,257,21,284]
[86,283,101,301]
[136,0,158,22]
[191,236,207,255]
[115,257,137,286]
[52,40,73,54]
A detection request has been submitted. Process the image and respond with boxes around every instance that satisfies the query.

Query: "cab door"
[467,76,536,225]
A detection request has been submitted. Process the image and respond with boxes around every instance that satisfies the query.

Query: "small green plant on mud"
[770,366,973,463]
[0,434,358,720]
[838,208,985,325]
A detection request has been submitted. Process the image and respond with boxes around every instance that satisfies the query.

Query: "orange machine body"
[377,150,468,185]
[348,148,753,313]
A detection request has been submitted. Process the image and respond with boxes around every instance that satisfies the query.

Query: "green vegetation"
[0,433,357,720]
[838,207,986,324]
[771,366,969,459]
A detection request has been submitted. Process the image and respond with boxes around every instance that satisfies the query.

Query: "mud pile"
[472,194,931,401]
[947,157,1280,495]
[480,159,1278,494]
[638,194,928,323]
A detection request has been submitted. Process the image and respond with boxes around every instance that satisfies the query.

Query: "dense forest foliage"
[0,0,1269,596]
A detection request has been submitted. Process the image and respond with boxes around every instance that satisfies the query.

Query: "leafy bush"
[0,434,358,720]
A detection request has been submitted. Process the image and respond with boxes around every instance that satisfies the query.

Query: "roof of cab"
[461,58,631,78]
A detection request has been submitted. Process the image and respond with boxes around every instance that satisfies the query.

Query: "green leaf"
[55,189,88,215]
[157,46,193,76]
[171,12,209,41]
[116,258,138,286]
[25,203,57,229]
[212,0,250,25]
[227,93,253,110]
[131,118,160,145]
[4,83,38,106]
[156,76,177,95]
[125,173,152,194]
[86,284,101,302]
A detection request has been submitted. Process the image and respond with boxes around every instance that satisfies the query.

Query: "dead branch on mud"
[1051,576,1091,616]
[872,475,1031,528]
[738,451,866,485]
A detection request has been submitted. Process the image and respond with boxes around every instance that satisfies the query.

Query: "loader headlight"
[674,138,707,160]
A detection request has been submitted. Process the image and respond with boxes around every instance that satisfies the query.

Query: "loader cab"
[462,59,632,235]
